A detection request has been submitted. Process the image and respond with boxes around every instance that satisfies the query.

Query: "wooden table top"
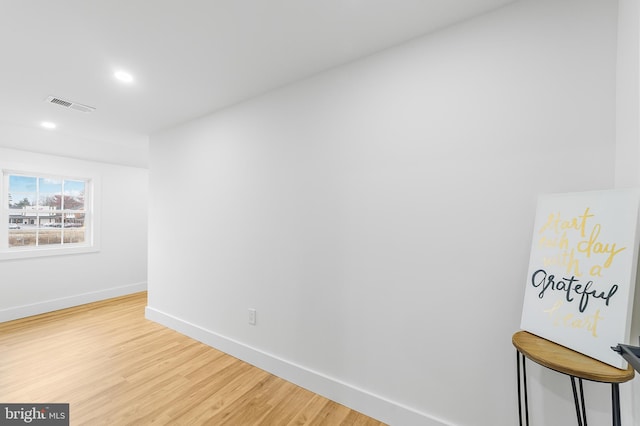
[512,330,634,383]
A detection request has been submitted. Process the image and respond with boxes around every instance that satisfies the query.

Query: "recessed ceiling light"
[114,70,134,83]
[41,121,56,129]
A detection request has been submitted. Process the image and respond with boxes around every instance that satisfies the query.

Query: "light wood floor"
[0,292,386,426]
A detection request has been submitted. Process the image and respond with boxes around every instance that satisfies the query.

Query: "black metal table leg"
[517,351,529,426]
[612,383,621,426]
[570,376,587,426]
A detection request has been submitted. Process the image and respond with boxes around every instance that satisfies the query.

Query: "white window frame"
[0,169,101,260]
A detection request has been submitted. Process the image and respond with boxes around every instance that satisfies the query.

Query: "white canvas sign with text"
[521,189,640,369]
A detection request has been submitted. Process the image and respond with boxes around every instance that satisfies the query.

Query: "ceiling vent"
[45,96,96,113]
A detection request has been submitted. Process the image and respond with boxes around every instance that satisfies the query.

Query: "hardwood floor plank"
[285,395,331,426]
[0,292,387,425]
[250,378,313,425]
[308,401,351,426]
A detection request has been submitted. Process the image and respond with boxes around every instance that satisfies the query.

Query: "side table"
[512,331,634,426]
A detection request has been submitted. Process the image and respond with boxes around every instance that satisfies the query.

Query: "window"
[1,170,98,259]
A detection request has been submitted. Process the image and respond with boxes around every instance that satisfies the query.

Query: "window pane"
[8,221,35,247]
[63,227,85,244]
[38,228,62,246]
[8,175,36,208]
[63,213,85,244]
[38,177,62,210]
[63,180,85,210]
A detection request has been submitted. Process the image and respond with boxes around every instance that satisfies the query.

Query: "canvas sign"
[521,189,640,369]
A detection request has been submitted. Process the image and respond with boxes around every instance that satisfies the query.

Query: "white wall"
[148,0,623,425]
[616,0,640,423]
[0,147,148,321]
[615,0,640,188]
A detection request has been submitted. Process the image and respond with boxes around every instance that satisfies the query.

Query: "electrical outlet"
[248,308,256,325]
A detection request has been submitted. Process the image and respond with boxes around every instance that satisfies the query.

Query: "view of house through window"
[7,173,89,248]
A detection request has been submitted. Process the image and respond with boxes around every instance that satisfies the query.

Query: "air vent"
[45,96,96,113]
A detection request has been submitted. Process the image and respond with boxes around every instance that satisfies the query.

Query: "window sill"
[0,245,100,261]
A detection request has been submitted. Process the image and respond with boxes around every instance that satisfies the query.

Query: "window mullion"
[35,176,39,247]
[60,180,65,245]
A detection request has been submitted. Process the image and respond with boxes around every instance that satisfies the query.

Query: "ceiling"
[0,0,515,156]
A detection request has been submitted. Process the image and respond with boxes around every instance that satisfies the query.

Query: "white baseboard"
[145,306,454,426]
[0,282,147,323]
